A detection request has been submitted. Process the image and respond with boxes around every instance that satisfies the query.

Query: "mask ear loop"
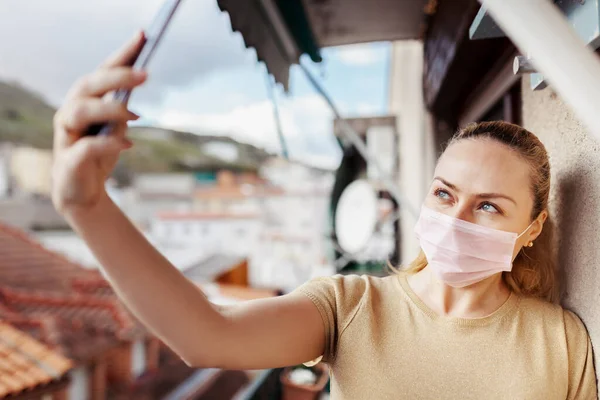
[517,217,540,255]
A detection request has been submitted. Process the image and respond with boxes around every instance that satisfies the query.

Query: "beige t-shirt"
[295,273,597,399]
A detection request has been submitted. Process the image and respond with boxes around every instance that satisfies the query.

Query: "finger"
[69,135,128,166]
[68,68,147,99]
[113,121,131,141]
[101,31,146,68]
[57,99,139,133]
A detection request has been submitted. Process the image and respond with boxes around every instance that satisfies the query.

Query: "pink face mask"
[414,206,533,288]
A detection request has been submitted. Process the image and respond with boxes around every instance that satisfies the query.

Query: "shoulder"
[296,274,390,303]
[294,274,391,323]
[293,274,390,363]
[518,296,591,342]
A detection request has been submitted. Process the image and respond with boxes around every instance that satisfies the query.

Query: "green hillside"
[0,81,55,148]
[0,81,271,174]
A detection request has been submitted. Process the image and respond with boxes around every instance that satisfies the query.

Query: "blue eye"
[435,189,451,200]
[481,202,499,213]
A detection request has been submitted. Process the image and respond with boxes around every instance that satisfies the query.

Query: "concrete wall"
[521,77,600,370]
[389,41,437,264]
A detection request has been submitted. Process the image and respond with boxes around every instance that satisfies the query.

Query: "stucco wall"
[389,40,437,264]
[522,77,600,372]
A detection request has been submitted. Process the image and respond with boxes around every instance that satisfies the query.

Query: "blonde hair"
[402,121,559,303]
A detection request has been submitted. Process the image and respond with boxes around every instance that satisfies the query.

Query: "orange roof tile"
[194,185,285,199]
[0,322,72,398]
[0,312,115,362]
[0,286,144,341]
[0,223,93,291]
[0,223,147,361]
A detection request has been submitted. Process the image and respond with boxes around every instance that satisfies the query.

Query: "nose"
[447,203,473,223]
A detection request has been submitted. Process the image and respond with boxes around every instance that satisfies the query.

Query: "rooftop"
[0,321,72,398]
[0,223,146,361]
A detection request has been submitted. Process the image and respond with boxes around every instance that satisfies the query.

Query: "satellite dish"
[335,180,378,254]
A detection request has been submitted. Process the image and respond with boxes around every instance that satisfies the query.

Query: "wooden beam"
[423,0,480,110]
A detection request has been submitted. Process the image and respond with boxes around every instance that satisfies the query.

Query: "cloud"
[356,102,380,115]
[0,0,253,106]
[156,94,342,169]
[334,44,386,66]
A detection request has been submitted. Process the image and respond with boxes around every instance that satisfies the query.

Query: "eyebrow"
[433,177,517,205]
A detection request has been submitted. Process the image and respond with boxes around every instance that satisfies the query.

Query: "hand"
[52,32,147,214]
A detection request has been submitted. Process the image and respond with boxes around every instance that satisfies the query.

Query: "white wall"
[0,158,9,198]
[68,366,89,400]
[251,192,328,290]
[131,339,146,378]
[10,147,54,196]
[150,217,262,256]
[388,40,436,264]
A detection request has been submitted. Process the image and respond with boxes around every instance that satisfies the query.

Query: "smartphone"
[84,0,184,136]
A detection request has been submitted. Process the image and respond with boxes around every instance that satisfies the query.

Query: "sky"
[0,0,391,169]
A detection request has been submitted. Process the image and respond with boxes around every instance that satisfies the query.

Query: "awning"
[217,0,430,90]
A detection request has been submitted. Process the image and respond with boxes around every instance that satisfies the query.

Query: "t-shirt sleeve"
[564,310,598,400]
[293,274,367,364]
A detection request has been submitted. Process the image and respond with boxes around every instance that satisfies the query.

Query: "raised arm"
[52,32,325,370]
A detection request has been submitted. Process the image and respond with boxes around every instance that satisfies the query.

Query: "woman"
[52,34,597,399]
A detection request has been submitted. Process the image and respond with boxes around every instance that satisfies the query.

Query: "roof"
[0,223,92,291]
[0,223,147,361]
[218,0,302,90]
[0,286,142,340]
[1,315,115,363]
[303,0,431,46]
[218,0,430,89]
[194,186,284,200]
[183,255,246,282]
[0,321,72,398]
[155,212,260,221]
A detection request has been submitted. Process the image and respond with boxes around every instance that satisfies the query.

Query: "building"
[150,211,262,258]
[0,222,171,400]
[0,144,68,231]
[119,173,197,227]
[254,158,334,288]
[193,170,274,215]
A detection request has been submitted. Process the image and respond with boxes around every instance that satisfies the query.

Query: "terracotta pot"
[280,364,329,400]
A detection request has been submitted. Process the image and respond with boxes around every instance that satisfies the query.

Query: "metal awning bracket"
[471,0,600,91]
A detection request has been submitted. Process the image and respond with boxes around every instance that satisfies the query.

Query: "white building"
[149,211,263,258]
[36,229,210,273]
[260,156,334,193]
[114,173,197,226]
[245,157,335,289]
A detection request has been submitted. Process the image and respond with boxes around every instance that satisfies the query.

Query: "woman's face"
[424,138,546,257]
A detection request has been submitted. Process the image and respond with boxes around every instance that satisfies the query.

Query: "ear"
[528,210,548,243]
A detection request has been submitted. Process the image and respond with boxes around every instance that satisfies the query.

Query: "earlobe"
[529,211,548,243]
